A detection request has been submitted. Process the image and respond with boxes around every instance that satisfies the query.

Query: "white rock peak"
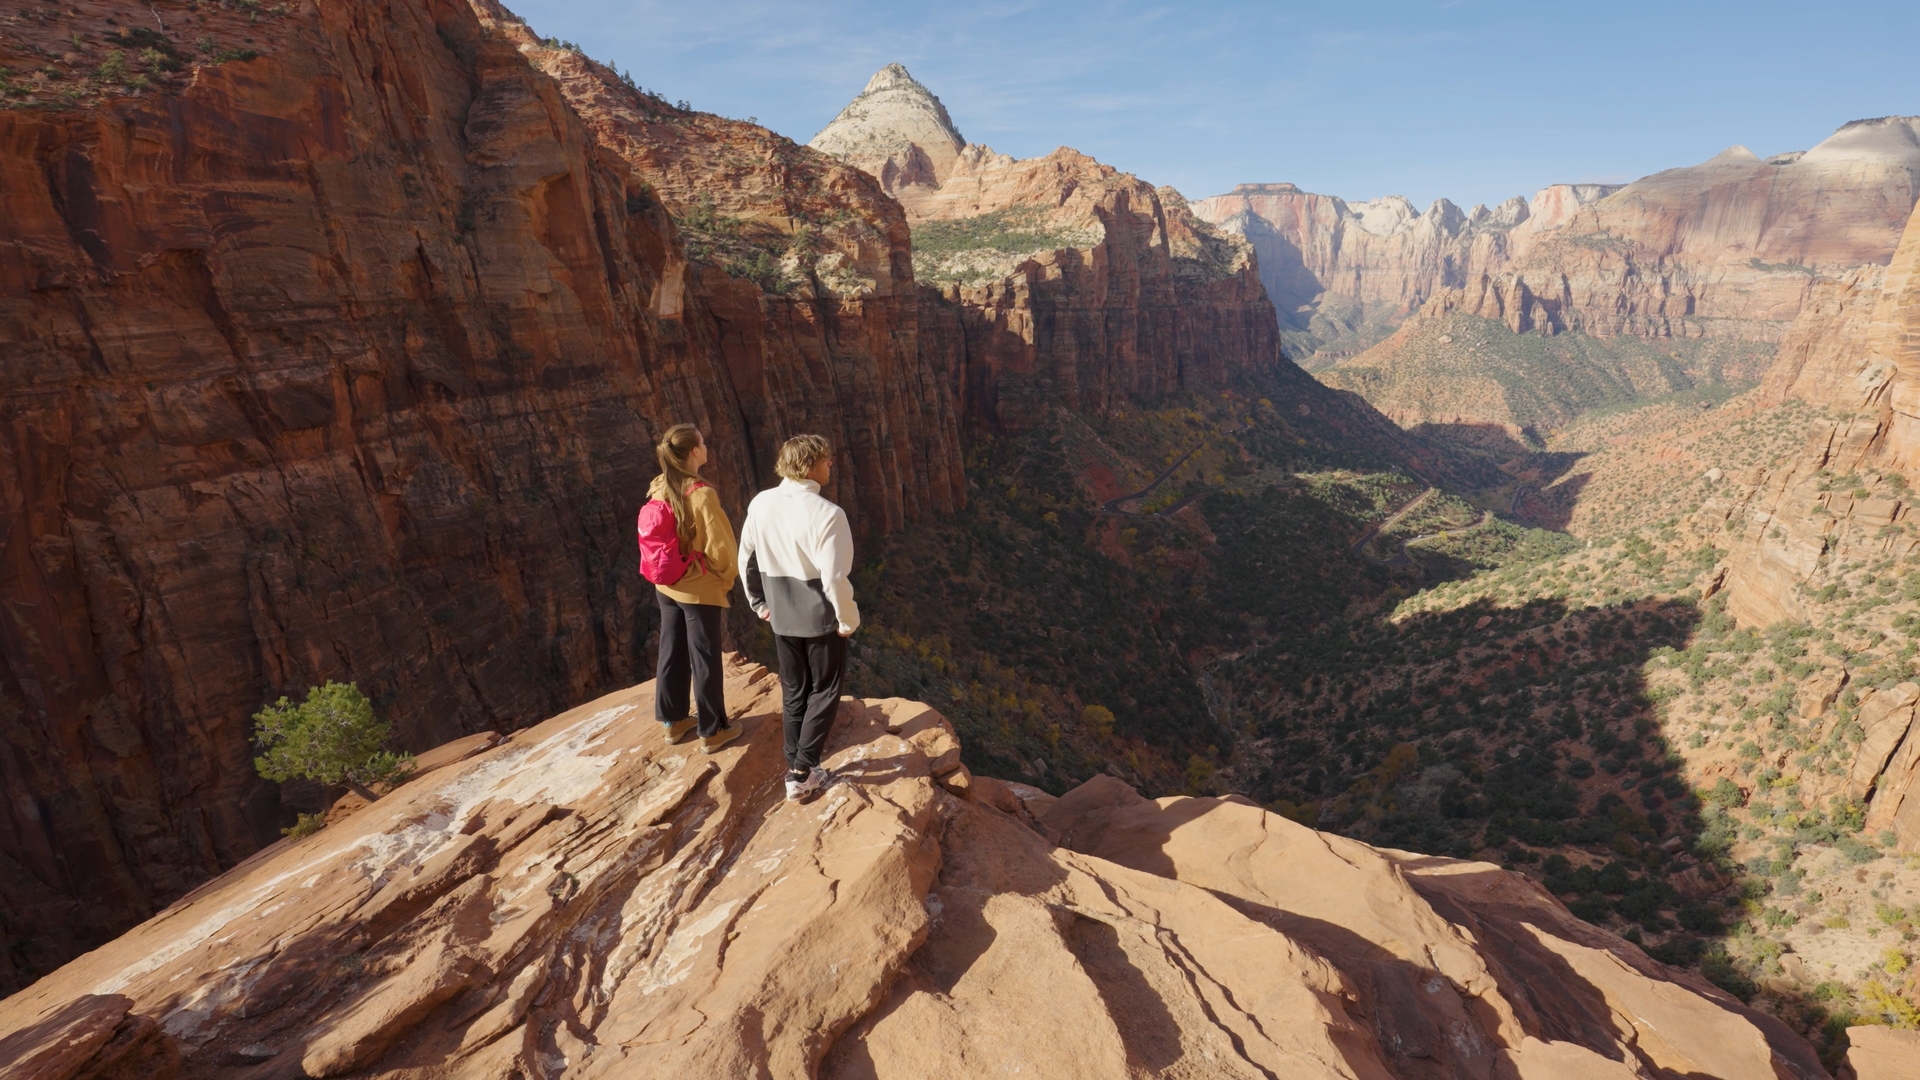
[809,63,968,190]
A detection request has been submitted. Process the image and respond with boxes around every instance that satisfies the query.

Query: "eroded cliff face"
[474,8,964,533]
[1692,203,1920,858]
[0,663,1829,1079]
[807,66,1293,432]
[1190,182,1558,363]
[0,0,963,992]
[1198,121,1920,360]
[907,147,1283,428]
[1720,201,1920,628]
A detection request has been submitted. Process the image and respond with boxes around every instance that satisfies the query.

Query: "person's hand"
[759,611,771,622]
[838,626,853,638]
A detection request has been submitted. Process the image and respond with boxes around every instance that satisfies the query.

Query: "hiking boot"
[662,717,697,744]
[785,766,830,802]
[699,724,741,754]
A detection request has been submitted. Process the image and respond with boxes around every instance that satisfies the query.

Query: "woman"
[646,424,740,753]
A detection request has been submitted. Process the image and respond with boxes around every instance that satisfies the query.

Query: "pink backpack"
[637,481,708,585]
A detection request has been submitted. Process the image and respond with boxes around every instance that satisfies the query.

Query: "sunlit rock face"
[1192,119,1920,368]
[808,62,968,194]
[1721,201,1920,628]
[0,0,962,992]
[0,660,1826,1079]
[809,66,1301,432]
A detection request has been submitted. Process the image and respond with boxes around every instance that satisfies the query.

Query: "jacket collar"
[779,478,821,494]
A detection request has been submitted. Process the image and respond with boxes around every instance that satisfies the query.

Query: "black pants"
[655,592,726,737]
[774,632,845,774]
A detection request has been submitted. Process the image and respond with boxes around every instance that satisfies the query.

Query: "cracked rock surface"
[0,657,1827,1078]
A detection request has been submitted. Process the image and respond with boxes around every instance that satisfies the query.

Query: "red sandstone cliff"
[471,8,963,531]
[808,67,1296,432]
[0,0,964,993]
[1719,200,1920,628]
[909,148,1282,427]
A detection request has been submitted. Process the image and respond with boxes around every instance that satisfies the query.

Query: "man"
[737,434,859,801]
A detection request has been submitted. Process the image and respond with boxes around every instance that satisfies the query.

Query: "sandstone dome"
[808,63,967,191]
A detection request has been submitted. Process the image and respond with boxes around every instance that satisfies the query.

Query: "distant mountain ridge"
[1194,117,1920,368]
[1191,181,1622,365]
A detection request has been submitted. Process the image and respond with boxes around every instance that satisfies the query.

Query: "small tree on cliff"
[253,681,415,802]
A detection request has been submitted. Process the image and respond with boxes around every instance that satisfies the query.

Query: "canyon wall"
[1194,119,1920,366]
[809,66,1316,433]
[1190,182,1565,362]
[1438,124,1920,342]
[0,0,962,992]
[472,6,964,534]
[1709,202,1920,854]
[1720,199,1920,628]
[906,148,1284,428]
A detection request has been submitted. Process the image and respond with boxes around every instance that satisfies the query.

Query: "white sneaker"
[785,767,830,802]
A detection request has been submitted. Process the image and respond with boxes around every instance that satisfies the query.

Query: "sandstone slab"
[0,664,1829,1078]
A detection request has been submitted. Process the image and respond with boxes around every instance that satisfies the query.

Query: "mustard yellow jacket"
[647,475,738,607]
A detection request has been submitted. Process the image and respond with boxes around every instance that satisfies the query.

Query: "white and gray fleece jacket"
[737,478,861,638]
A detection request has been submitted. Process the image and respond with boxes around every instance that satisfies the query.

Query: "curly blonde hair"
[775,434,831,481]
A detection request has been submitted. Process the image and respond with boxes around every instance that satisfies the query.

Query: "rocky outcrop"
[811,67,1298,431]
[1043,775,1826,1079]
[0,0,962,992]
[807,63,967,194]
[0,662,1828,1078]
[1845,1024,1920,1078]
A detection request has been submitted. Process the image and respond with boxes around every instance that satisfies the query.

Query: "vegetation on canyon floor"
[833,379,1920,1066]
[1319,313,1777,453]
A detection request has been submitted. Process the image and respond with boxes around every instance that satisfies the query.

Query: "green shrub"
[1678,902,1725,934]
[281,812,327,839]
[253,681,414,801]
[1837,835,1883,864]
[1700,944,1757,1001]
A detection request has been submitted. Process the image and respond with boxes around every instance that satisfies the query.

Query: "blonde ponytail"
[656,424,704,548]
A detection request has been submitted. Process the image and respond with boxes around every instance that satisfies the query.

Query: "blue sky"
[512,0,1919,210]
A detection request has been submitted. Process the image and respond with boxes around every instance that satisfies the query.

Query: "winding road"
[1351,488,1493,566]
[1101,425,1243,517]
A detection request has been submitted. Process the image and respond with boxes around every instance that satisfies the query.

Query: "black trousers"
[655,592,726,737]
[774,631,846,774]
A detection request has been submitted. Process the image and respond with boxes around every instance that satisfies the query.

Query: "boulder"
[1845,1024,1920,1079]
